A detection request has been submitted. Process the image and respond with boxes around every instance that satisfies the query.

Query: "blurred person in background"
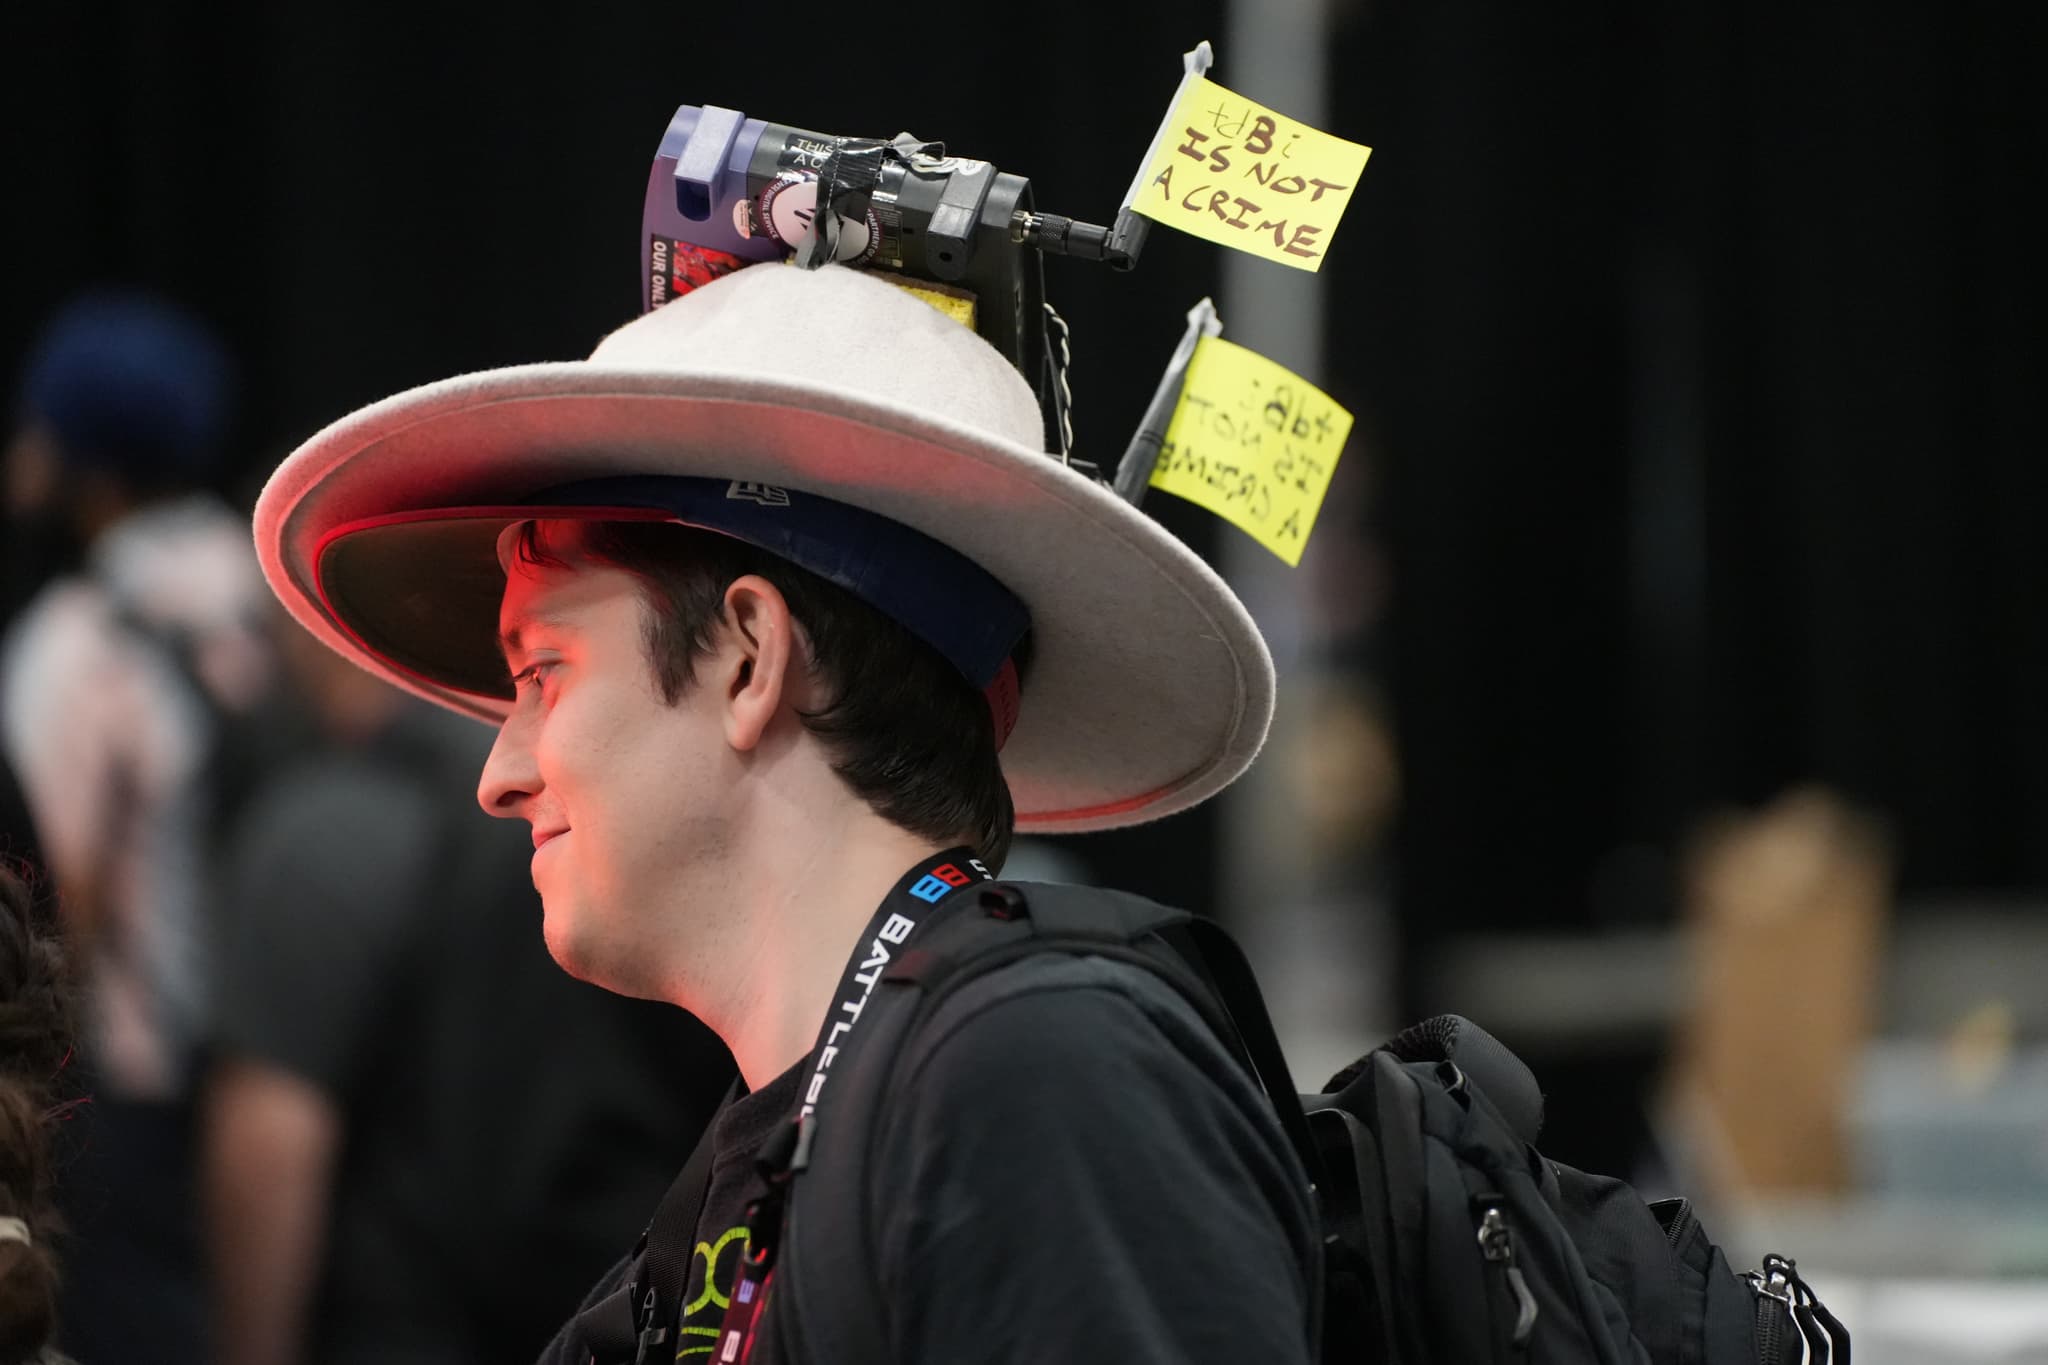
[0,863,78,1365]
[204,604,734,1365]
[0,289,275,1362]
[0,763,41,888]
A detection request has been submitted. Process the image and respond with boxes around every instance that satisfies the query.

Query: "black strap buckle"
[629,1285,669,1365]
[754,1111,815,1186]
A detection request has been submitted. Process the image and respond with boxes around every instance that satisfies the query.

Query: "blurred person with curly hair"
[0,863,77,1365]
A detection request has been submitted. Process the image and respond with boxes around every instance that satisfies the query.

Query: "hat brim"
[256,364,1274,833]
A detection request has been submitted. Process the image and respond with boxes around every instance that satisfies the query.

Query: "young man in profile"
[252,261,1319,1362]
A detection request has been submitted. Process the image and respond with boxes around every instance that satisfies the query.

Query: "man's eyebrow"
[497,612,575,665]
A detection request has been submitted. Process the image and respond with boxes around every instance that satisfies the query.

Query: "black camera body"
[644,105,1140,458]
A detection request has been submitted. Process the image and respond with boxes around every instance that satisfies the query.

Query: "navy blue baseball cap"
[18,290,234,483]
[316,473,1031,746]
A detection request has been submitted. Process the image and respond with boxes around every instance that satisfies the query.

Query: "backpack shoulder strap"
[1167,915,1325,1180]
[884,884,1289,1140]
[779,880,1324,1362]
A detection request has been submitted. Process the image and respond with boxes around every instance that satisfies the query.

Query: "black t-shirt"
[526,1064,807,1364]
[537,947,1318,1364]
[674,1059,808,1356]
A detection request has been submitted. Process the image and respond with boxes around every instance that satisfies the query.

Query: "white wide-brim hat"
[254,263,1274,833]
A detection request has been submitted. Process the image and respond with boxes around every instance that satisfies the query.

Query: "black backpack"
[616,878,1849,1364]
[113,603,312,868]
[1309,1013,1847,1363]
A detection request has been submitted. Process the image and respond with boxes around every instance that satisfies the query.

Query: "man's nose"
[477,715,540,818]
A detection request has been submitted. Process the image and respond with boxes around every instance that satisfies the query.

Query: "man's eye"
[511,661,559,692]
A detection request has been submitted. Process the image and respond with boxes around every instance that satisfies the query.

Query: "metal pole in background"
[1219,0,1394,1085]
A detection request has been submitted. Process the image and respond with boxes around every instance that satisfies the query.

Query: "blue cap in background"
[17,289,236,485]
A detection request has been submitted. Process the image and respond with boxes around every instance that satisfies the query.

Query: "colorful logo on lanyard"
[909,862,977,903]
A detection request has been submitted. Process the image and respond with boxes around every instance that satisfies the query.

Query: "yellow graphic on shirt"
[677,1224,750,1359]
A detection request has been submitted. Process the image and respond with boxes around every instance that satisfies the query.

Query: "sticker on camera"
[649,237,751,309]
[756,174,880,266]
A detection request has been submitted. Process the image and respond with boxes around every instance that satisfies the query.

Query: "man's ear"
[719,574,801,752]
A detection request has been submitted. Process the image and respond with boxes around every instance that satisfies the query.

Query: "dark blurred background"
[7,0,2042,901]
[1338,0,2047,920]
[5,0,2047,1344]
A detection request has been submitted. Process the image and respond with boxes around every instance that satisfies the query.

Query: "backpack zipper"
[1475,1200,1539,1348]
[1746,1254,1797,1364]
[1649,1196,1698,1252]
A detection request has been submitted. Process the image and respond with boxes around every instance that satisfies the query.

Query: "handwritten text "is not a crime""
[1150,122,1351,261]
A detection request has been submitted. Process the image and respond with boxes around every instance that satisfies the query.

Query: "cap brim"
[316,506,684,701]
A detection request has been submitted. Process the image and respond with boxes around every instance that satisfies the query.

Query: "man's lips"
[532,827,569,850]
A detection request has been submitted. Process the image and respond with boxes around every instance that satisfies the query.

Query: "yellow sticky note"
[1132,77,1371,272]
[1150,336,1352,566]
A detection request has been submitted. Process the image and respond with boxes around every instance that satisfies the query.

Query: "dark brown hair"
[513,521,1023,868]
[0,864,73,1365]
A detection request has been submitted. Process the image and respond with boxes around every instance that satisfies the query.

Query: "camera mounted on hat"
[642,105,1149,468]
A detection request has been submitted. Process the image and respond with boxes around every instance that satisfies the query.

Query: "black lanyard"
[709,845,994,1362]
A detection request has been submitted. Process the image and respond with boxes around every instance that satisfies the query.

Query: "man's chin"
[539,905,605,986]
[540,905,662,1000]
